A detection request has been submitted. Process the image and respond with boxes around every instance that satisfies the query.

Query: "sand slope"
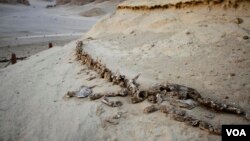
[0,0,119,68]
[0,42,116,141]
[78,0,250,136]
[85,0,250,111]
[0,41,220,141]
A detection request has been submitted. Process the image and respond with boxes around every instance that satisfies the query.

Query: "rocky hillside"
[56,0,123,5]
[0,0,30,5]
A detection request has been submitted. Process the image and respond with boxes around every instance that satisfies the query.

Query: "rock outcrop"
[56,0,123,5]
[0,0,30,5]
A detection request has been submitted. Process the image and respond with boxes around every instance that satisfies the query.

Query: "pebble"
[243,35,249,40]
[234,18,243,24]
[229,73,235,77]
[204,113,215,119]
[186,31,191,35]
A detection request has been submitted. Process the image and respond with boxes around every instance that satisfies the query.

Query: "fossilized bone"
[73,41,248,135]
[101,96,123,107]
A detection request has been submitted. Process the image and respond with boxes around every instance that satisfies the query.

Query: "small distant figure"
[11,53,17,64]
[49,43,53,48]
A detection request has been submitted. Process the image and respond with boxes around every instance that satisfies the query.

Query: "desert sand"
[0,0,108,68]
[0,0,250,141]
[0,39,219,141]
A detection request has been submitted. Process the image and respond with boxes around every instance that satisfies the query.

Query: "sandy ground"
[0,38,75,68]
[0,0,98,46]
[0,41,219,141]
[0,0,100,68]
[0,0,123,67]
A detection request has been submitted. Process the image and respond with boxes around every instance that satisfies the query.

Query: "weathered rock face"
[56,0,123,5]
[0,0,30,5]
[87,0,250,36]
[55,0,70,5]
[56,0,94,5]
[118,0,249,9]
